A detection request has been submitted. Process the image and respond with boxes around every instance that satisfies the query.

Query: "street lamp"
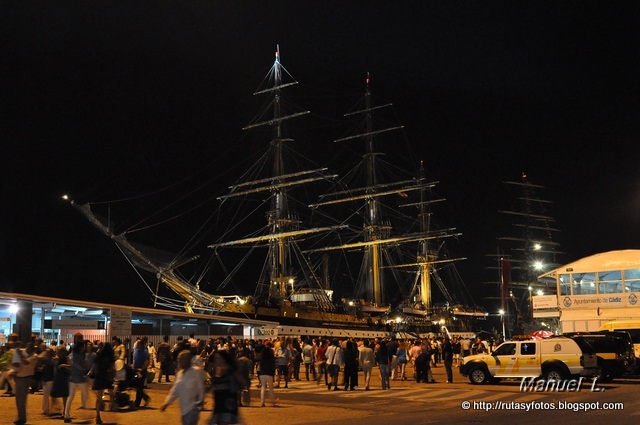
[499,309,506,339]
[288,278,295,294]
[528,286,533,319]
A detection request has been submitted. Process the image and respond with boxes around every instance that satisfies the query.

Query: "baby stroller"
[103,360,136,411]
[240,389,250,407]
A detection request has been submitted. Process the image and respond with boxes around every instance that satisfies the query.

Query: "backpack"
[397,349,407,364]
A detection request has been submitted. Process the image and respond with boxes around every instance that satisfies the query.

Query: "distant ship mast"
[493,172,563,329]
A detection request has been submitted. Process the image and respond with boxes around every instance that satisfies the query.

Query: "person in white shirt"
[147,342,157,370]
[161,351,205,425]
[460,338,471,358]
[358,339,375,390]
[12,342,37,425]
[325,338,344,391]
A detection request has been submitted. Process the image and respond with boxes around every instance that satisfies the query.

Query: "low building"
[0,291,279,345]
[536,250,640,332]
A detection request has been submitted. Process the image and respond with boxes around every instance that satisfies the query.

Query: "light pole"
[528,286,533,319]
[499,309,506,339]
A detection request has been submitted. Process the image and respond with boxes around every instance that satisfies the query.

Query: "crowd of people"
[0,332,497,425]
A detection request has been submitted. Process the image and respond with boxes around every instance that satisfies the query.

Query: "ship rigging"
[69,47,484,337]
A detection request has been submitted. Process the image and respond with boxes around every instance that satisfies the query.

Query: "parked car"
[565,332,635,380]
[599,321,640,369]
[459,337,598,384]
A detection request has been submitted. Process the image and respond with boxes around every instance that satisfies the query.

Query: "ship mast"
[269,47,291,300]
[490,172,563,330]
[312,74,408,308]
[310,76,466,313]
[210,47,344,306]
[363,74,385,306]
[416,160,432,310]
[395,161,464,312]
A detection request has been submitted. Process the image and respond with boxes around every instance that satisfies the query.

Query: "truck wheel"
[544,367,565,381]
[596,359,612,382]
[597,367,612,382]
[468,367,488,384]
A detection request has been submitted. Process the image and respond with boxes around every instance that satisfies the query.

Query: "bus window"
[598,270,622,294]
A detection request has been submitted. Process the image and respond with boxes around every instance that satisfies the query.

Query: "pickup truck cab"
[459,337,598,384]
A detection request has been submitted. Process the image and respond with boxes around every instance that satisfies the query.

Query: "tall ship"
[486,173,563,336]
[71,48,483,338]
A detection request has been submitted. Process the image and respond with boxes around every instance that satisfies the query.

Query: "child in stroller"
[103,360,136,411]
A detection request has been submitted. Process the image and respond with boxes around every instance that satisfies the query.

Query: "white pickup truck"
[459,337,598,384]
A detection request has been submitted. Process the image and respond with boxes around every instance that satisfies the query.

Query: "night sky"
[3,1,640,310]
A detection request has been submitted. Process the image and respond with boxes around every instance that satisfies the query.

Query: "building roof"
[0,292,278,327]
[539,250,640,279]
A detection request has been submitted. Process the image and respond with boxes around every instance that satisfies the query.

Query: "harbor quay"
[0,362,455,425]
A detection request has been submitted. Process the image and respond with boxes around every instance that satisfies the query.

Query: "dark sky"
[3,1,640,309]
